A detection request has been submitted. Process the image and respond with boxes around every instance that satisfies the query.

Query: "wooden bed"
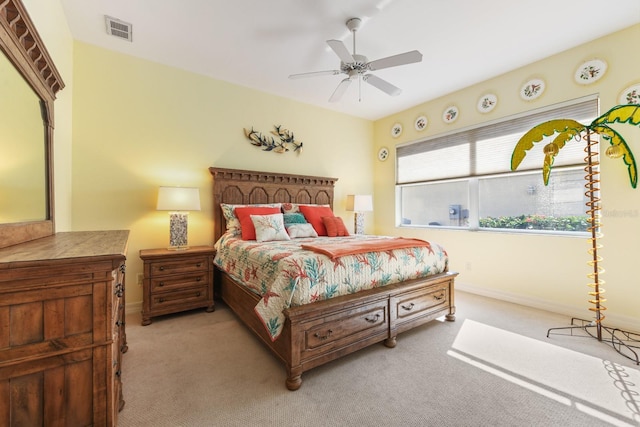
[210,167,457,390]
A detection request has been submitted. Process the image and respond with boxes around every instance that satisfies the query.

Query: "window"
[396,97,598,234]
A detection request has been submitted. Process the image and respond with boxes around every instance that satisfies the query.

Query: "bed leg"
[285,365,303,390]
[445,305,456,321]
[286,374,302,391]
[384,336,397,348]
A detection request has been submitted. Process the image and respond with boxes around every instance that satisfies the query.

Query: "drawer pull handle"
[401,302,415,311]
[364,314,380,323]
[196,262,202,267]
[159,282,165,287]
[196,292,201,297]
[433,293,445,301]
[159,298,165,303]
[197,277,202,282]
[314,330,333,341]
[159,266,165,271]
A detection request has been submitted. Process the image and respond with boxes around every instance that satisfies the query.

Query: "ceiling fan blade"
[363,74,401,96]
[289,70,341,79]
[329,78,352,102]
[368,50,422,71]
[327,39,354,64]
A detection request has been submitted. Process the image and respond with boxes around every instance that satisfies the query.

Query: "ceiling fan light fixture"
[288,16,422,103]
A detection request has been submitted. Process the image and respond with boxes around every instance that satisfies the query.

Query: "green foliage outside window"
[479,214,589,231]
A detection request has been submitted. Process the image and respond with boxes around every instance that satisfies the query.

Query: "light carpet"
[117,291,640,426]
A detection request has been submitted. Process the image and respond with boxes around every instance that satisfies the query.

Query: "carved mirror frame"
[0,0,64,248]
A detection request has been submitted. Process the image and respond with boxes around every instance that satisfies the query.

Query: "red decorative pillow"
[322,216,349,237]
[234,206,281,240]
[298,205,334,236]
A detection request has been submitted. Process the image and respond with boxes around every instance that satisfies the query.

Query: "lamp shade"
[346,194,373,212]
[156,187,201,211]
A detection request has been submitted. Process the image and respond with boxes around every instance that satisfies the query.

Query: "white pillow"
[250,213,290,242]
[286,223,318,238]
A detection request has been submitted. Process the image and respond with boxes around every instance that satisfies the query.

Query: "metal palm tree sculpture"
[511,104,640,363]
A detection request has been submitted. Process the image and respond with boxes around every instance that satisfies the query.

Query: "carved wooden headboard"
[209,167,338,242]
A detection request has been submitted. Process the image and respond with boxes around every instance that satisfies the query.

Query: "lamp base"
[168,212,190,250]
[354,212,365,235]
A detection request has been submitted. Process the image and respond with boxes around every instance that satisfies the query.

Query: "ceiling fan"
[289,17,423,102]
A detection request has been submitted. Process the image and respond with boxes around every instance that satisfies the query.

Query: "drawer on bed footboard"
[302,299,389,355]
[391,282,450,329]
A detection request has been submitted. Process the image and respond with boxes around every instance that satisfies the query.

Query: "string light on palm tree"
[511,104,640,364]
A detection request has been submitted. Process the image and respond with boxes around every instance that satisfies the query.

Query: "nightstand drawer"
[149,286,209,310]
[150,256,209,276]
[151,272,208,292]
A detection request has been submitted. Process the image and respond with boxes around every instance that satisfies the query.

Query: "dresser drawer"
[392,284,449,325]
[149,285,210,311]
[302,299,388,354]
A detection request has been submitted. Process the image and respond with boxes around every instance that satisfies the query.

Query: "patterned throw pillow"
[250,213,290,242]
[220,203,281,235]
[322,216,350,237]
[235,206,281,240]
[286,223,318,238]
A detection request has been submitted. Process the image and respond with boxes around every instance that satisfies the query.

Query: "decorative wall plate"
[520,79,545,101]
[574,59,607,85]
[442,106,459,123]
[414,115,428,131]
[476,93,497,113]
[619,83,640,104]
[377,147,389,161]
[391,123,402,138]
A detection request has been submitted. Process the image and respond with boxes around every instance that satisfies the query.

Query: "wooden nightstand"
[140,246,215,325]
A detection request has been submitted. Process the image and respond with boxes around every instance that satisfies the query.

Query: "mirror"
[0,0,64,248]
[0,52,47,223]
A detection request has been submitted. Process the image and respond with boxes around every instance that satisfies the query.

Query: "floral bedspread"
[214,233,449,341]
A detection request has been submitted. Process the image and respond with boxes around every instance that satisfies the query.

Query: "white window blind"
[397,97,598,184]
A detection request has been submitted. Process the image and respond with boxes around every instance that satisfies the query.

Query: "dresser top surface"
[0,230,130,266]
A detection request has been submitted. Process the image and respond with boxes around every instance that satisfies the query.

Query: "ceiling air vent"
[105,16,132,42]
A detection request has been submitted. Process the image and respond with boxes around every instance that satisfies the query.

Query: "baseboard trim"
[456,282,639,333]
[126,301,141,316]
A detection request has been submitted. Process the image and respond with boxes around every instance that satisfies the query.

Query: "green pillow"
[283,213,307,225]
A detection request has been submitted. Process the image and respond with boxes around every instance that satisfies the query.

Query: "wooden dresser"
[140,246,215,325]
[0,230,129,427]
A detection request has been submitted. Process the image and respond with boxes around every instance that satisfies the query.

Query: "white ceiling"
[60,0,640,121]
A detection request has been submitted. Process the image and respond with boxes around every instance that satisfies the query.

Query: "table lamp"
[156,186,201,250]
[346,194,373,234]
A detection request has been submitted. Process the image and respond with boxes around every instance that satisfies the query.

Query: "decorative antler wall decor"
[243,125,303,154]
[511,104,640,363]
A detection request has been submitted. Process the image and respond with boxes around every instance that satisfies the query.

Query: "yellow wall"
[374,24,640,330]
[70,42,373,306]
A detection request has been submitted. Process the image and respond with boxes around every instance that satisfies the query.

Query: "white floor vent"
[105,16,132,42]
